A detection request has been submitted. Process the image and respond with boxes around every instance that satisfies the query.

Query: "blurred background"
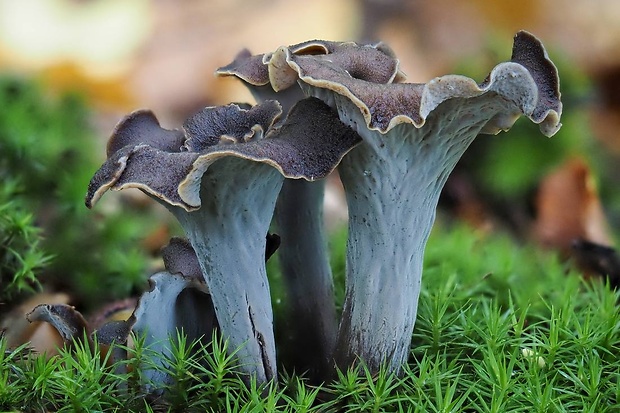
[3,0,620,121]
[2,0,620,349]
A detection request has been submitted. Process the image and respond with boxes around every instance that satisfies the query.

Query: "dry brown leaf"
[534,157,612,255]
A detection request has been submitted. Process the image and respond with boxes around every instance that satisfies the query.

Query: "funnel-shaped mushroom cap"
[266,31,561,137]
[216,40,404,89]
[86,98,360,211]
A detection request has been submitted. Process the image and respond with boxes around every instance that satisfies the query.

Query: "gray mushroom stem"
[274,179,336,377]
[334,100,501,372]
[169,159,283,381]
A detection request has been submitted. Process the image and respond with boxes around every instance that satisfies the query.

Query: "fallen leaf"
[534,157,612,255]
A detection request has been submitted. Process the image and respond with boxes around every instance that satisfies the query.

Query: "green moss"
[0,76,158,309]
[5,223,618,411]
[0,180,50,301]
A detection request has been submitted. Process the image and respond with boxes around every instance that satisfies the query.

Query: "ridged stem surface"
[171,158,283,383]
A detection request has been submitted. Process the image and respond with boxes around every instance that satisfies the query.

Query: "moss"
[0,76,158,309]
[3,223,619,411]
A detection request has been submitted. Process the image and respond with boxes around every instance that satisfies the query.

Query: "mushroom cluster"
[77,31,561,386]
[216,41,403,379]
[27,237,216,390]
[85,98,360,383]
[216,31,561,375]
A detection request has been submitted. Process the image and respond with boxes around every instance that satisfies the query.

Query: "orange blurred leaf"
[534,157,612,254]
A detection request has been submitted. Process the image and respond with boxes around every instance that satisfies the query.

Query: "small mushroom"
[262,32,562,373]
[18,240,210,395]
[129,240,215,391]
[89,267,213,393]
[26,303,89,346]
[93,320,132,374]
[27,238,218,392]
[85,98,360,383]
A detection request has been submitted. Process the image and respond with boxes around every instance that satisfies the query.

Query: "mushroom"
[26,303,89,346]
[93,319,133,378]
[26,237,216,392]
[260,31,562,373]
[85,98,360,383]
[215,42,399,377]
[128,237,216,390]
